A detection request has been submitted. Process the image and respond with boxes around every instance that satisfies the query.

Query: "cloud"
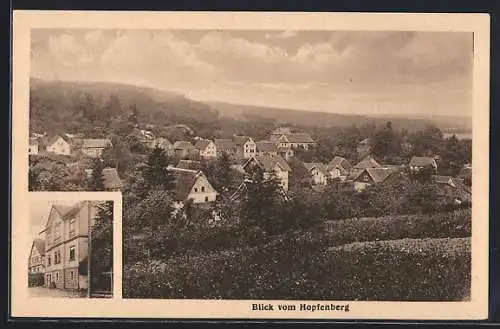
[265,30,298,39]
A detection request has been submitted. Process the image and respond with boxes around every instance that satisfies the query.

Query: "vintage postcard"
[11,11,490,320]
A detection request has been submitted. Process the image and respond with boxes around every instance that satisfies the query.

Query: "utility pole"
[87,201,92,298]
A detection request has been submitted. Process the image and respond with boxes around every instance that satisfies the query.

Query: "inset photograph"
[28,198,114,298]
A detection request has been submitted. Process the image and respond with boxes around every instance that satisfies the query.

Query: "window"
[194,188,198,192]
[56,272,59,281]
[54,251,61,264]
[69,246,76,261]
[47,255,51,266]
[69,219,76,237]
[205,197,209,202]
[70,271,74,280]
[201,186,205,192]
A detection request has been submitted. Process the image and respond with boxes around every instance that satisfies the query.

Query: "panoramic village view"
[28,29,472,300]
[27,199,113,298]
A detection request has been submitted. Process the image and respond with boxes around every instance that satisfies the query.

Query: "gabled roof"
[47,134,71,146]
[214,138,235,150]
[304,163,328,176]
[283,133,315,144]
[173,140,196,151]
[102,168,122,190]
[32,238,45,256]
[271,127,292,135]
[46,202,84,229]
[354,167,395,184]
[409,156,437,168]
[194,139,213,151]
[358,138,371,146]
[354,155,381,169]
[82,139,112,149]
[256,141,278,152]
[167,167,214,202]
[327,156,351,171]
[233,136,253,146]
[245,155,292,172]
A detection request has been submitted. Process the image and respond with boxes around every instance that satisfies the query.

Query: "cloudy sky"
[31,29,473,117]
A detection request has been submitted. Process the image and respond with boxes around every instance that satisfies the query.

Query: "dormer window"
[194,188,198,192]
[201,186,205,192]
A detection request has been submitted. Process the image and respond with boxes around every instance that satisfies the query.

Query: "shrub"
[123,231,470,301]
[320,208,471,247]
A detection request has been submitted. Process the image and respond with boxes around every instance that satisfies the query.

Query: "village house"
[29,137,39,155]
[194,139,217,159]
[81,139,112,158]
[304,163,329,186]
[352,167,397,192]
[173,141,199,159]
[243,154,292,191]
[84,167,122,191]
[214,139,236,157]
[270,130,316,150]
[356,138,372,160]
[167,167,218,207]
[28,238,45,275]
[146,137,174,155]
[326,156,351,181]
[409,156,438,173]
[351,155,382,180]
[255,141,278,157]
[46,135,72,156]
[42,201,99,290]
[233,136,257,159]
[432,175,472,204]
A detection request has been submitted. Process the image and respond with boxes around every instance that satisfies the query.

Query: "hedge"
[320,208,471,247]
[123,236,471,301]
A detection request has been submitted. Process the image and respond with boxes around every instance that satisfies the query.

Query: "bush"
[123,231,470,301]
[320,208,471,247]
[28,273,44,287]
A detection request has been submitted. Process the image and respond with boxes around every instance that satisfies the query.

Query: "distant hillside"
[207,101,472,133]
[29,79,219,134]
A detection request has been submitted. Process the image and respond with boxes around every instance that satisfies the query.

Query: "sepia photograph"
[12,11,489,319]
[28,197,114,298]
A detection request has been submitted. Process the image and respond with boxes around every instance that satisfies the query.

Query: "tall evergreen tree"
[90,201,113,292]
[88,158,105,191]
[240,166,285,234]
[142,146,175,191]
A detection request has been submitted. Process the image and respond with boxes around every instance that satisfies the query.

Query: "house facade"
[147,137,174,155]
[353,167,396,192]
[28,238,45,275]
[29,138,39,155]
[233,136,256,159]
[167,167,218,206]
[81,139,112,158]
[304,163,328,185]
[243,155,292,191]
[46,135,71,156]
[195,139,217,158]
[271,133,315,150]
[327,156,351,181]
[43,202,98,290]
